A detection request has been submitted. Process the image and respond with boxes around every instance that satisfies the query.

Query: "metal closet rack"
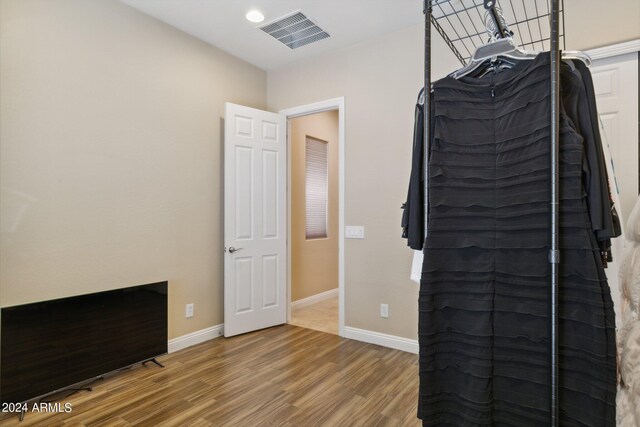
[422,1,564,425]
[429,0,566,65]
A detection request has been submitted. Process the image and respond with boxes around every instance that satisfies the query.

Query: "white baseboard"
[167,324,224,353]
[343,326,418,354]
[166,321,418,356]
[291,288,338,309]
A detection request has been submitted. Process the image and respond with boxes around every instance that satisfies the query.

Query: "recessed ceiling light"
[246,10,265,23]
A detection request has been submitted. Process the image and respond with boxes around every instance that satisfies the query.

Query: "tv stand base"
[15,357,164,422]
[17,378,100,422]
[142,357,164,368]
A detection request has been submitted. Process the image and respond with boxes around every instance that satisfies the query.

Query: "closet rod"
[423,0,432,239]
[549,0,561,424]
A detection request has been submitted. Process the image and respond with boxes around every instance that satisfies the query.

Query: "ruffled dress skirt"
[418,55,617,426]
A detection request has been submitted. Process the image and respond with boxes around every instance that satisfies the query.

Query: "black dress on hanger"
[406,52,618,426]
[402,95,426,250]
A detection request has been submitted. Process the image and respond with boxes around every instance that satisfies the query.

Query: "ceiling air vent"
[259,11,330,50]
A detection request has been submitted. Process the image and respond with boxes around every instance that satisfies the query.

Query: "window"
[305,136,328,239]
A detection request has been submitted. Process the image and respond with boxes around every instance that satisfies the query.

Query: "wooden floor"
[289,296,339,335]
[0,325,420,426]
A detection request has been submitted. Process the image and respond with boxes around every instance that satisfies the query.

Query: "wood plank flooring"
[0,325,420,426]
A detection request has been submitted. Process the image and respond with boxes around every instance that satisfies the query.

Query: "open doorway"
[280,98,345,337]
[288,110,339,334]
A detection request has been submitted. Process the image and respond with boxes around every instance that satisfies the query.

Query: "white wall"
[0,0,267,339]
[564,0,640,50]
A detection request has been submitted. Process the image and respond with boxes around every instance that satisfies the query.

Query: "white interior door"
[590,51,639,327]
[224,103,287,337]
[590,52,639,223]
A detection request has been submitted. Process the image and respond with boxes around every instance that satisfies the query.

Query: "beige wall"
[0,0,266,340]
[268,9,639,339]
[290,111,339,302]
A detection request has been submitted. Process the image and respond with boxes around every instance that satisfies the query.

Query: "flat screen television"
[1,281,167,404]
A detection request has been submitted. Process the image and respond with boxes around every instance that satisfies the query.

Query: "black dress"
[411,53,617,426]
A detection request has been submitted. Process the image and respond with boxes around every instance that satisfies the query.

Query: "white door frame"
[585,39,640,61]
[279,97,346,337]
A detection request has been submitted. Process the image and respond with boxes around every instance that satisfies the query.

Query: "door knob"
[228,246,243,253]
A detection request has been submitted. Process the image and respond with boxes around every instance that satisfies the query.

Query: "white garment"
[616,196,640,427]
[411,250,423,284]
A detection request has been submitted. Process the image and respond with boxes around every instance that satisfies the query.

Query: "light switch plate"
[345,226,365,239]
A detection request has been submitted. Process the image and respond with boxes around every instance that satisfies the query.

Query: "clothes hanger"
[450,39,592,79]
[448,3,538,79]
[563,51,592,67]
[473,58,517,78]
[448,2,592,80]
[449,37,538,79]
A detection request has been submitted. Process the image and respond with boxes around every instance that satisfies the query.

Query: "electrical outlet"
[380,303,389,318]
[186,303,194,318]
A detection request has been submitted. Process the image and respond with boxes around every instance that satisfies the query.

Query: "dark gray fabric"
[402,94,425,250]
[415,52,617,426]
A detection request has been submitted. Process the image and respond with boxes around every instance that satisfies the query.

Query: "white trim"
[280,97,346,338]
[167,323,419,355]
[586,39,640,61]
[338,102,345,338]
[279,97,344,118]
[286,117,293,327]
[291,288,339,309]
[167,324,224,353]
[343,326,419,354]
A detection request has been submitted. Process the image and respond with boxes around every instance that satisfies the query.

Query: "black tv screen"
[1,281,167,404]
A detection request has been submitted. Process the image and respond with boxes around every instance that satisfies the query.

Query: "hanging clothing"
[561,60,621,261]
[411,52,618,426]
[567,57,627,329]
[617,196,640,427]
[411,250,424,283]
[402,96,426,250]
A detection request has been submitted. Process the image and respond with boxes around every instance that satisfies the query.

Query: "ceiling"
[119,0,424,70]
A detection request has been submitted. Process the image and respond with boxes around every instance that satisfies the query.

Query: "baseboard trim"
[291,288,338,309]
[168,324,224,353]
[167,323,416,354]
[343,326,418,354]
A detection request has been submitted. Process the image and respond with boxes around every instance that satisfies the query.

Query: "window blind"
[305,136,328,239]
